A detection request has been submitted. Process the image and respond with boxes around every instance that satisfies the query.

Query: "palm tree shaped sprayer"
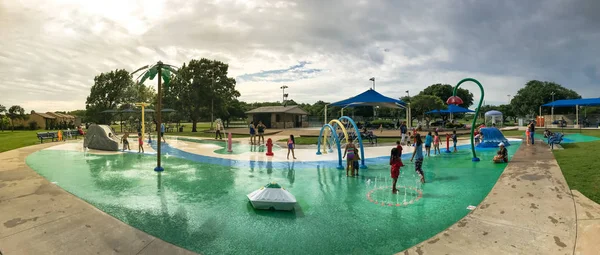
[446,78,485,162]
[131,61,182,172]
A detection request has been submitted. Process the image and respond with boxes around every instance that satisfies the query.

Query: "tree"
[410,95,445,128]
[0,104,5,131]
[511,80,580,117]
[7,105,25,131]
[497,104,517,123]
[167,59,240,132]
[419,84,475,108]
[85,69,135,124]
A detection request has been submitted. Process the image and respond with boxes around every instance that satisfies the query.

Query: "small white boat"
[247,182,297,211]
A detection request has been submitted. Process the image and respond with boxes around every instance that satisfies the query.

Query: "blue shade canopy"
[484,110,502,116]
[542,98,600,107]
[426,105,475,114]
[329,89,406,108]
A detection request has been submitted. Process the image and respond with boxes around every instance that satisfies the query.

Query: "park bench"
[548,132,564,150]
[62,130,80,139]
[37,132,56,143]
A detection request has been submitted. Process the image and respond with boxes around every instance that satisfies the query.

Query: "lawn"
[0,130,45,153]
[553,141,600,204]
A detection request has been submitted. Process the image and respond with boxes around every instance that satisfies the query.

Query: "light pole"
[507,94,511,104]
[280,85,288,105]
[551,91,555,121]
[406,90,411,128]
[369,77,375,90]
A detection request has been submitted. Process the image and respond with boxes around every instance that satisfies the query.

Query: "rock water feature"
[366,171,423,207]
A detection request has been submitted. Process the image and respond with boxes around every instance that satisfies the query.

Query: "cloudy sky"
[1,0,599,112]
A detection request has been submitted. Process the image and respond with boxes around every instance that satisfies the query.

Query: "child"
[425,131,433,157]
[410,134,425,183]
[343,142,357,176]
[407,132,412,147]
[390,147,403,193]
[433,132,441,155]
[287,134,296,160]
[525,124,531,145]
[395,140,404,157]
[452,130,458,152]
[249,122,256,145]
[122,132,130,151]
[138,132,144,153]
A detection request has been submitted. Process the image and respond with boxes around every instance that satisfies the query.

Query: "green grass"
[0,130,44,153]
[553,141,600,204]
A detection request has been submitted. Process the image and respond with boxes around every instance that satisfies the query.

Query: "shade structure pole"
[324,104,328,124]
[155,63,163,172]
[576,105,579,128]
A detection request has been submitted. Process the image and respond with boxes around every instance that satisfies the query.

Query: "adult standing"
[400,121,408,145]
[529,121,535,144]
[215,121,223,139]
[160,123,166,143]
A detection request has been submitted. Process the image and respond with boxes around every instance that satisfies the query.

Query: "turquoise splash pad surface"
[532,133,600,143]
[174,137,283,155]
[26,143,520,255]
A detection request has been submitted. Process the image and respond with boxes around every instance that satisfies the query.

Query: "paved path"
[0,144,198,255]
[398,141,590,255]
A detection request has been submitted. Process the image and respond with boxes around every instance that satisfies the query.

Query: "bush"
[28,121,39,130]
[445,123,465,129]
[15,124,26,130]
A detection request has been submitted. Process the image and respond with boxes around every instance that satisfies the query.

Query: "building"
[24,112,56,129]
[46,112,77,127]
[245,106,309,129]
[15,112,80,130]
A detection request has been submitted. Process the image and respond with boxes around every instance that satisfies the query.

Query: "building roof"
[542,98,600,107]
[35,112,56,119]
[46,112,75,118]
[330,88,406,108]
[245,105,309,115]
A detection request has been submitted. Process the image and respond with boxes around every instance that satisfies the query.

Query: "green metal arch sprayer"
[446,78,484,162]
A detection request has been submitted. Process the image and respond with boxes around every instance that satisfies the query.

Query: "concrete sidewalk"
[0,144,198,255]
[399,141,578,254]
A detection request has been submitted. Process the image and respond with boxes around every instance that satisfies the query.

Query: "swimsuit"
[249,125,256,135]
[287,139,294,149]
[346,147,355,160]
[258,126,265,134]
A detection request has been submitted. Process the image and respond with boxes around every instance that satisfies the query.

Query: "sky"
[1,0,599,112]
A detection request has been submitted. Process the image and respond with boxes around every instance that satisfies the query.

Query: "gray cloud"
[0,0,598,112]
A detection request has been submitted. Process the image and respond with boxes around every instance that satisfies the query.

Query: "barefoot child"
[287,135,296,160]
[138,132,144,153]
[425,131,433,157]
[433,132,441,154]
[390,147,403,193]
[122,132,130,151]
[343,141,357,176]
[410,134,425,183]
[452,130,458,152]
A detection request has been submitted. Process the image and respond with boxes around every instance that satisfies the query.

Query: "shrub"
[28,121,39,130]
[445,123,465,129]
[15,124,26,130]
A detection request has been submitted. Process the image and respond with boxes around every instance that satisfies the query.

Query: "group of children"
[390,134,426,194]
[121,132,146,153]
[389,130,461,193]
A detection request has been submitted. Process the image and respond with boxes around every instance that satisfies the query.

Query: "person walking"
[529,121,535,145]
[215,121,223,140]
[410,134,425,183]
[400,122,408,145]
